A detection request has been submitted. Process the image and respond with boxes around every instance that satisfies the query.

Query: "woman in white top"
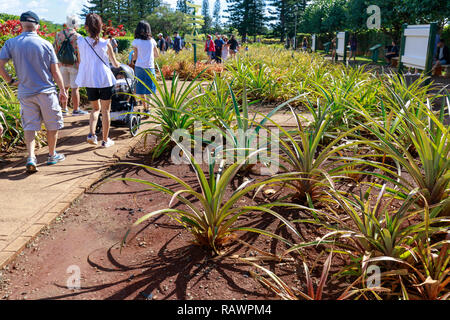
[76,13,120,148]
[132,21,159,113]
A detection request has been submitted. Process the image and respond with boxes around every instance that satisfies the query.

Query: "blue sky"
[0,0,205,24]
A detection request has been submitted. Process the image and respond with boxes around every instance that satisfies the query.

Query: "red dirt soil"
[1,137,348,300]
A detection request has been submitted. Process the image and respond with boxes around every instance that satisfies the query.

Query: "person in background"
[173,32,182,53]
[349,34,357,62]
[331,37,337,61]
[53,15,88,116]
[205,34,215,63]
[165,35,172,51]
[109,35,119,54]
[384,40,399,66]
[301,37,308,52]
[132,21,159,115]
[0,111,3,137]
[221,36,230,62]
[76,13,120,148]
[229,35,239,58]
[157,33,166,52]
[432,39,449,76]
[0,11,67,173]
[128,49,135,69]
[214,33,224,63]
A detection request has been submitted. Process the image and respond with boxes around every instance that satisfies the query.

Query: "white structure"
[336,32,346,57]
[400,24,432,70]
[312,34,317,52]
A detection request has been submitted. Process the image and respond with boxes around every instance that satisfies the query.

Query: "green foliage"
[226,0,267,40]
[0,13,19,22]
[298,0,449,42]
[194,75,235,129]
[352,84,449,211]
[116,38,131,53]
[0,82,22,150]
[137,66,205,159]
[269,0,307,40]
[82,0,162,31]
[145,5,193,37]
[120,146,301,255]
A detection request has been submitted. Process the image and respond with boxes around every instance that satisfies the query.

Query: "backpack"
[57,30,77,65]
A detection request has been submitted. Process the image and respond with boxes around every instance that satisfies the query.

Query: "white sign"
[312,34,316,52]
[401,25,432,70]
[336,32,346,56]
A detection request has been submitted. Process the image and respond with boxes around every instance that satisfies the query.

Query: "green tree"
[82,0,115,22]
[395,0,449,29]
[270,0,306,42]
[82,0,161,31]
[299,0,347,36]
[213,0,222,32]
[176,0,190,14]
[146,5,192,37]
[201,0,213,34]
[345,0,367,32]
[226,0,266,41]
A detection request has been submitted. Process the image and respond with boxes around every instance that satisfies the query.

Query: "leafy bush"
[120,144,300,255]
[0,82,23,150]
[137,67,205,159]
[117,38,131,53]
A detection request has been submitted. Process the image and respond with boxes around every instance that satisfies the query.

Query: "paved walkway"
[0,114,144,268]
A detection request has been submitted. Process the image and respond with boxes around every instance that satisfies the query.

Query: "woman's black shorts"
[86,86,114,101]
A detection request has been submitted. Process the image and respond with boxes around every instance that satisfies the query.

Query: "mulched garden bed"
[0,135,358,300]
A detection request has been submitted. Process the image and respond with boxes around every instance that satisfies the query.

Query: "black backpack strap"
[62,29,73,41]
[84,37,110,68]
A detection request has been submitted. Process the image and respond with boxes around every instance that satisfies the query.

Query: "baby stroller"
[95,64,141,137]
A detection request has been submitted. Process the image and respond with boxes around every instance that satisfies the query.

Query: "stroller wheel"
[95,114,103,136]
[129,115,140,137]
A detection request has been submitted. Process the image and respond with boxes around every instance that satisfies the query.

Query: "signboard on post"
[398,23,437,75]
[184,1,204,65]
[335,31,348,63]
[311,34,317,52]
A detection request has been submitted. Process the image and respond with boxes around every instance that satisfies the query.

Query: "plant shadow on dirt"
[45,222,289,300]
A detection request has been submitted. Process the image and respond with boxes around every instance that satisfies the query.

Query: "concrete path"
[0,113,144,268]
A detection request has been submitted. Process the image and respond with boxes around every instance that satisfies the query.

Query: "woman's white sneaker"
[101,138,115,148]
[87,134,98,145]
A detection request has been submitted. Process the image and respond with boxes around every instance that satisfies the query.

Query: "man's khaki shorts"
[60,65,79,89]
[19,92,64,131]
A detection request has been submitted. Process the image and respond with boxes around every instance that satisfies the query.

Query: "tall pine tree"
[213,0,222,31]
[226,0,266,41]
[201,0,212,34]
[269,0,306,42]
[82,0,161,30]
[176,0,190,13]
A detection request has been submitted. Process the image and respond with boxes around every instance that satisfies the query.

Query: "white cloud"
[0,0,22,13]
[27,0,39,8]
[65,0,89,16]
